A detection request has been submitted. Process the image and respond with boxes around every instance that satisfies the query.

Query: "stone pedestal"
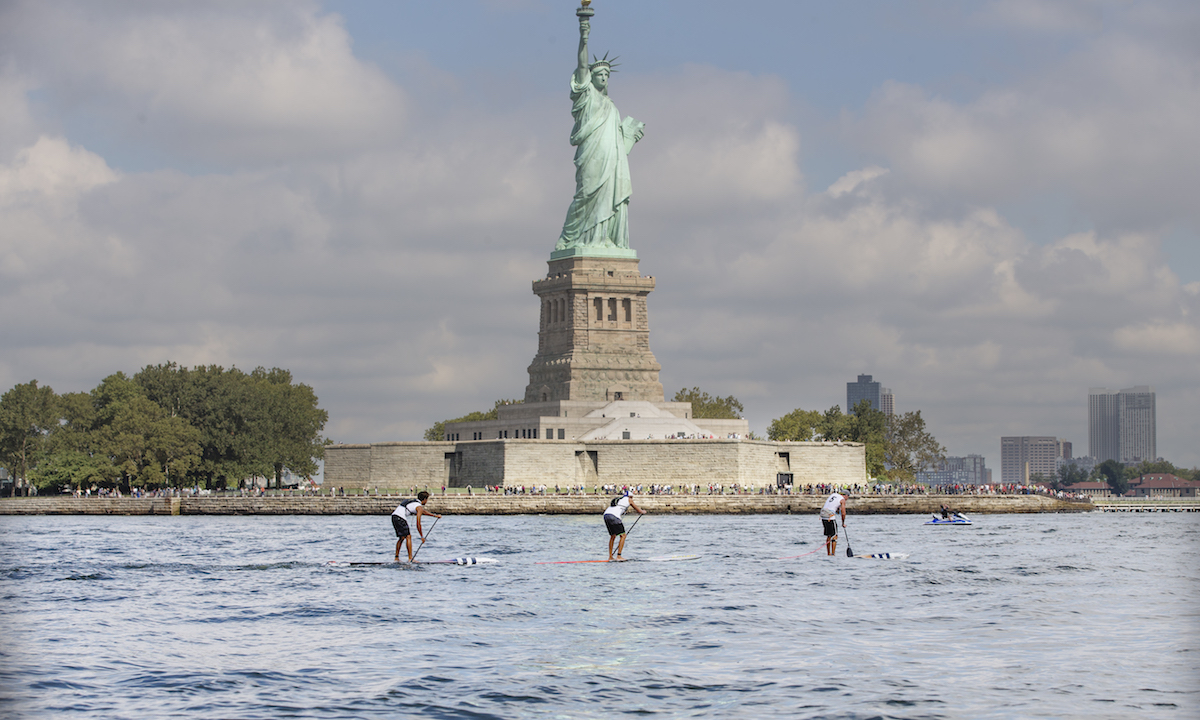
[525,255,663,403]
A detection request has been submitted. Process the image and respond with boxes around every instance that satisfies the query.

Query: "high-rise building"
[1001,436,1070,484]
[1089,388,1120,462]
[1118,386,1156,462]
[1089,386,1156,463]
[847,374,881,413]
[880,387,894,417]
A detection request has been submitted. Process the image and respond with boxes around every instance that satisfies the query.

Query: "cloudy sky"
[2,0,1197,471]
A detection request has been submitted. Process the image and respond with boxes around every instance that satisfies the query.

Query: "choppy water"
[1,511,1197,719]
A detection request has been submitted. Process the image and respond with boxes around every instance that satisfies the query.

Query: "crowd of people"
[55,480,1091,503]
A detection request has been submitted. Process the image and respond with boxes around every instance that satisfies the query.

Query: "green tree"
[1124,459,1195,482]
[672,387,744,419]
[1095,459,1128,494]
[89,373,203,490]
[249,367,329,486]
[816,405,852,441]
[38,391,113,492]
[425,399,521,441]
[848,400,887,480]
[1055,462,1088,489]
[0,380,59,494]
[884,410,945,484]
[135,363,328,489]
[767,408,822,441]
[29,449,113,493]
[768,401,885,478]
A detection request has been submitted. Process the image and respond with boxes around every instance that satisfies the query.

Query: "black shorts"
[392,514,410,539]
[822,518,838,537]
[604,513,626,536]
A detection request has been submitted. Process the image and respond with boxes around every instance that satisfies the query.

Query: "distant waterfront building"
[847,374,881,413]
[879,388,894,417]
[1128,473,1200,498]
[1001,436,1071,484]
[916,454,989,486]
[1088,386,1156,463]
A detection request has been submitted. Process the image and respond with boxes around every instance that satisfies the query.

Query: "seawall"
[0,495,1091,516]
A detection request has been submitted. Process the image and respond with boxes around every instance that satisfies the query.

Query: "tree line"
[768,400,945,483]
[0,363,328,495]
[1046,458,1198,494]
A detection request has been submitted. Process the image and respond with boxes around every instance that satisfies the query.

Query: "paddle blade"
[846,545,854,557]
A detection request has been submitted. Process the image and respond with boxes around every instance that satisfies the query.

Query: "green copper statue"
[555,3,645,254]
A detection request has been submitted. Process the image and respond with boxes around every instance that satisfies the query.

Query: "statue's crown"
[590,52,619,72]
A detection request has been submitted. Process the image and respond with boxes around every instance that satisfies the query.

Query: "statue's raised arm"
[575,13,591,87]
[556,3,643,254]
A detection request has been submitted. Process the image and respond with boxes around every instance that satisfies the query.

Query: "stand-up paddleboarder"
[392,491,442,562]
[820,490,847,556]
[604,490,645,561]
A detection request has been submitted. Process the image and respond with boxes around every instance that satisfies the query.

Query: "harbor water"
[1,512,1197,719]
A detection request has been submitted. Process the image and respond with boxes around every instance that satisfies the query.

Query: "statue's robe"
[557,72,636,249]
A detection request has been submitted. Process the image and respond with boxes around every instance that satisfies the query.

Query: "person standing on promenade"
[604,490,646,561]
[820,490,847,556]
[392,491,442,562]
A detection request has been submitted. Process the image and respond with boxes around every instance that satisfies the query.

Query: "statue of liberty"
[555,3,644,252]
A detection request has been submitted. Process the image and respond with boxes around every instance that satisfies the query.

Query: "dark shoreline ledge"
[0,495,1092,516]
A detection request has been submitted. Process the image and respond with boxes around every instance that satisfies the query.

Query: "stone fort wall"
[324,439,867,492]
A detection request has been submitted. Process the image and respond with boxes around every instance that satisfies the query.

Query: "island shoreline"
[0,495,1092,516]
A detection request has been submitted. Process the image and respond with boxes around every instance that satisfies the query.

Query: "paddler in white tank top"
[819,491,847,556]
[391,491,442,562]
[603,490,646,561]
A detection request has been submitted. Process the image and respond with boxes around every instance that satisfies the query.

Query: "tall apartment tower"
[847,374,882,413]
[880,387,895,417]
[1089,386,1156,463]
[1001,436,1069,484]
[1088,388,1120,462]
[1118,386,1156,462]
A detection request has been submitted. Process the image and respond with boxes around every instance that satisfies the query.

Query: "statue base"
[550,246,638,261]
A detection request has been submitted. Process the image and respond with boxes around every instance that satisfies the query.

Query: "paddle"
[610,512,644,560]
[409,516,439,563]
[843,521,854,558]
[625,512,644,537]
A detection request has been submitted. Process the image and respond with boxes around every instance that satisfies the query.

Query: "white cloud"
[626,67,803,216]
[1,0,407,166]
[1113,322,1200,356]
[849,26,1200,231]
[826,166,888,198]
[0,136,118,199]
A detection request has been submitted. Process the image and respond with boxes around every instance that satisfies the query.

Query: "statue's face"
[592,68,609,92]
